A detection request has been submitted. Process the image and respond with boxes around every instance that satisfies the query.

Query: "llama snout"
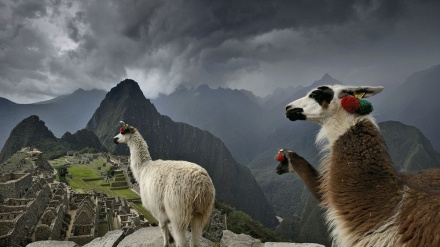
[113,137,119,144]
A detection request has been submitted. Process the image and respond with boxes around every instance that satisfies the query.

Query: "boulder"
[83,230,125,247]
[26,240,80,247]
[264,243,325,247]
[117,227,214,247]
[220,230,263,247]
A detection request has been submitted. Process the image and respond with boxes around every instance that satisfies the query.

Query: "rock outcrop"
[27,227,324,247]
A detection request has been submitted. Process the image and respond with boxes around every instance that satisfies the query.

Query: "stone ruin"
[0,173,68,247]
[67,194,100,245]
[65,191,149,245]
[0,149,152,246]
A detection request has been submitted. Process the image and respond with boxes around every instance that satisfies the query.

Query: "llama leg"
[159,220,171,247]
[170,222,188,247]
[190,217,205,247]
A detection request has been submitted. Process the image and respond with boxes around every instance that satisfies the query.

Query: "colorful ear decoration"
[119,122,131,134]
[340,93,373,115]
[275,149,285,162]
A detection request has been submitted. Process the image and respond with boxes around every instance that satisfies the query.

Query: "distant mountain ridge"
[86,79,278,227]
[0,88,106,150]
[376,64,440,151]
[153,85,265,164]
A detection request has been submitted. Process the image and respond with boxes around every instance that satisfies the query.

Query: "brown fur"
[324,121,402,240]
[279,120,440,246]
[277,151,322,201]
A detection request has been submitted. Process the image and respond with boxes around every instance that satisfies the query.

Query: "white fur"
[114,129,215,247]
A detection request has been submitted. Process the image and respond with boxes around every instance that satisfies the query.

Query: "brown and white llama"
[276,85,440,247]
[113,121,215,247]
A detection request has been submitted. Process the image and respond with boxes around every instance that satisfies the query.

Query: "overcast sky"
[1,0,439,103]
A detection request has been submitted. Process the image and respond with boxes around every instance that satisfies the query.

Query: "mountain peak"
[321,73,332,80]
[311,73,341,87]
[0,115,57,162]
[109,79,146,100]
[119,78,141,88]
[20,115,44,125]
[73,88,86,93]
[86,79,158,146]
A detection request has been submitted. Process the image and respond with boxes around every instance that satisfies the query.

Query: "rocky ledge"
[27,227,324,247]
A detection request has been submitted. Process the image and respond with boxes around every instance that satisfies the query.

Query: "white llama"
[276,85,440,247]
[113,121,215,247]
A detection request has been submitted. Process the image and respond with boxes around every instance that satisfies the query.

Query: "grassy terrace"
[49,156,157,224]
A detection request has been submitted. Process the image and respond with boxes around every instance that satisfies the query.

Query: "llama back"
[144,160,215,224]
[397,187,440,246]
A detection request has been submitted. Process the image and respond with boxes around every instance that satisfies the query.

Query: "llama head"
[113,121,136,144]
[285,85,383,124]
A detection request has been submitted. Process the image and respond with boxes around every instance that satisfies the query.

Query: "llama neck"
[317,108,376,150]
[324,119,403,235]
[127,131,152,178]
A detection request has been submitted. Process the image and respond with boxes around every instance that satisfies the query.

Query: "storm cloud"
[1,0,439,102]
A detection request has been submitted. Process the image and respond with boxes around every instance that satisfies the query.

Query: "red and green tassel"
[120,124,131,134]
[341,96,373,115]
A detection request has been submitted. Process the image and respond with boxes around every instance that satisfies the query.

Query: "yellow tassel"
[354,92,365,99]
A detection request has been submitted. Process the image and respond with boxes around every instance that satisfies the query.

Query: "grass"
[50,155,158,224]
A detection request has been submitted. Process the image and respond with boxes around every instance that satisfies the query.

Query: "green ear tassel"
[357,99,373,115]
[124,124,131,133]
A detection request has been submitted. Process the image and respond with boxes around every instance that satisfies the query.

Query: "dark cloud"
[0,0,439,102]
[12,0,48,19]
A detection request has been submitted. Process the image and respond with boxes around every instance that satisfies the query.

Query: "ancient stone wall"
[50,204,67,240]
[0,177,51,246]
[0,173,32,198]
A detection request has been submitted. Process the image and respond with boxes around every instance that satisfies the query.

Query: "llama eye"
[309,91,319,99]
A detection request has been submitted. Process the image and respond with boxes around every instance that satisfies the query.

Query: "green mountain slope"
[0,115,66,161]
[0,115,106,162]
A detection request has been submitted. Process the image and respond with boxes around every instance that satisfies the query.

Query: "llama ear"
[338,86,384,99]
[120,121,125,126]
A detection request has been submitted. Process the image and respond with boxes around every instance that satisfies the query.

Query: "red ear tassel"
[341,96,360,113]
[275,152,285,162]
[120,126,125,134]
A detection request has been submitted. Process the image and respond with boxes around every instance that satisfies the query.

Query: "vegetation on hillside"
[215,201,284,242]
[50,156,157,223]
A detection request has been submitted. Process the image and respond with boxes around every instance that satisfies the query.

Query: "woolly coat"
[127,130,215,231]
